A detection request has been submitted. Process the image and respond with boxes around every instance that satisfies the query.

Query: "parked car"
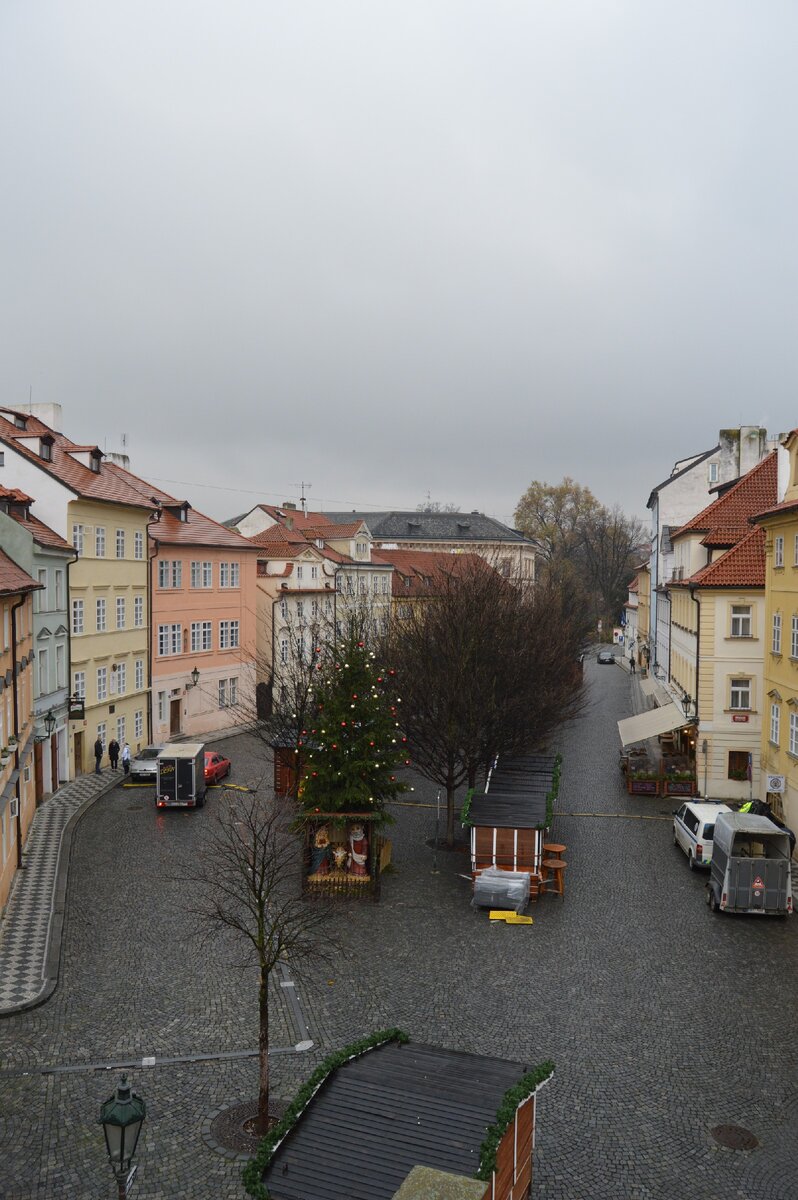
[673,800,732,870]
[707,811,793,915]
[597,651,615,664]
[130,745,165,782]
[204,751,231,785]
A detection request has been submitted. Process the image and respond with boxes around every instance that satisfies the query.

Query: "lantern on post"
[98,1074,146,1199]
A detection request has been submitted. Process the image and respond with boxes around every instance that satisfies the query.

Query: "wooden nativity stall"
[466,754,560,905]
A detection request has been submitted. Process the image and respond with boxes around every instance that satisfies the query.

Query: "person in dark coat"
[108,738,120,771]
[94,737,103,775]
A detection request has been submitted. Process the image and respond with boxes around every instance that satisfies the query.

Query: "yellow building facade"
[68,498,151,774]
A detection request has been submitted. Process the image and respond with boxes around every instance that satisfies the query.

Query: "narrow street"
[1,658,796,1199]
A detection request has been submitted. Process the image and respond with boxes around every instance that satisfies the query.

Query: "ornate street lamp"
[187,666,200,689]
[98,1074,146,1199]
[44,709,56,738]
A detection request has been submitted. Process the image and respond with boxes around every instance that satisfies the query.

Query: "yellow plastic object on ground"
[489,910,533,924]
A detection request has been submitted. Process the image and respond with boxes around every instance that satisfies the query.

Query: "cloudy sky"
[2,2,797,527]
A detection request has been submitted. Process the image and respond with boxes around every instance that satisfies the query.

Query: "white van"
[673,801,732,870]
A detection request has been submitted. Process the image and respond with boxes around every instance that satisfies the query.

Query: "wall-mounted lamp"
[187,667,200,689]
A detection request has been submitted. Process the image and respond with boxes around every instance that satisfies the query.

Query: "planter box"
[662,779,696,797]
[627,778,659,795]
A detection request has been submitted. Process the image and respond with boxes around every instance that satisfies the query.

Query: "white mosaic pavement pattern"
[0,770,117,1011]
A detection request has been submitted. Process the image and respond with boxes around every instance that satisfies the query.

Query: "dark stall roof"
[262,1041,530,1200]
[487,775,551,794]
[493,754,557,770]
[469,791,548,828]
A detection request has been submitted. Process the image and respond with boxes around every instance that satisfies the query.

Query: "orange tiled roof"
[152,506,259,551]
[0,488,75,551]
[376,548,488,596]
[0,549,41,595]
[0,412,179,511]
[684,527,766,589]
[750,496,798,522]
[673,452,778,545]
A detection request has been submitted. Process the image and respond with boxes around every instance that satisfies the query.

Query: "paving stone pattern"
[1,676,797,1198]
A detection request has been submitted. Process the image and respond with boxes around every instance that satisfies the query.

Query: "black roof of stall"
[469,791,548,828]
[261,1041,530,1200]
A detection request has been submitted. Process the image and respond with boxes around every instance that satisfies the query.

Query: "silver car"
[130,745,164,782]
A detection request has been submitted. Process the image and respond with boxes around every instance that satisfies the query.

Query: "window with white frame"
[382,576,389,593]
[97,722,107,751]
[97,666,108,701]
[708,461,719,484]
[134,530,144,560]
[72,524,84,555]
[296,635,305,658]
[296,565,303,581]
[792,616,798,659]
[311,599,318,618]
[775,535,784,567]
[219,620,239,649]
[770,703,780,745]
[311,565,318,580]
[229,677,238,705]
[296,600,304,620]
[359,577,366,594]
[356,541,367,557]
[157,623,183,656]
[218,679,227,708]
[191,560,212,588]
[116,529,125,558]
[117,716,126,744]
[56,643,65,689]
[280,597,289,620]
[72,599,83,634]
[346,575,354,595]
[116,597,126,629]
[134,709,143,739]
[730,605,752,637]
[158,560,182,588]
[372,574,379,593]
[96,598,106,632]
[794,533,798,566]
[116,663,126,695]
[324,597,332,614]
[220,561,240,588]
[134,595,144,627]
[790,711,798,756]
[772,612,782,654]
[95,526,106,557]
[157,691,167,722]
[55,569,64,609]
[730,678,751,710]
[73,671,85,700]
[38,647,49,696]
[135,658,144,690]
[191,621,212,652]
[280,638,289,664]
[36,568,48,612]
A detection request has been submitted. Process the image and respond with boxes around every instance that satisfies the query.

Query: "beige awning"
[618,703,689,748]
[640,677,671,706]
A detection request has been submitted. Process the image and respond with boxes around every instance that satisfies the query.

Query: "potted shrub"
[628,769,660,795]
[0,747,9,767]
[7,735,17,748]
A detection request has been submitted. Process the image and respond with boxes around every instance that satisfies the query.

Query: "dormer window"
[90,448,102,474]
[13,413,27,429]
[40,435,54,462]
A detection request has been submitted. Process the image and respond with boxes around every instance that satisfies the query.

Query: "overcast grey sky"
[2,2,797,527]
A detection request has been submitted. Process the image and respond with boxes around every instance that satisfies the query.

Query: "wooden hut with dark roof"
[258,1039,552,1200]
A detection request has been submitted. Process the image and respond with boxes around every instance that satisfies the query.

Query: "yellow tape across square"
[489,910,533,924]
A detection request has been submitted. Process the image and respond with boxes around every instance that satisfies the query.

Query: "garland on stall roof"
[536,752,563,831]
[242,1028,409,1199]
[474,1060,556,1181]
[460,787,475,827]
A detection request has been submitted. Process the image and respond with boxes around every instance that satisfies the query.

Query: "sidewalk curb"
[0,774,118,1019]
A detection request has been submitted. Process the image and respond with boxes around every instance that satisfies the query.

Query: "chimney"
[283,501,297,510]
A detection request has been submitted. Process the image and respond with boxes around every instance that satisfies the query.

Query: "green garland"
[460,787,475,827]
[475,1060,555,1181]
[242,1028,409,1198]
[536,752,562,831]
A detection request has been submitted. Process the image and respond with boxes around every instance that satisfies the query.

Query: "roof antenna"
[292,481,312,517]
[28,385,32,412]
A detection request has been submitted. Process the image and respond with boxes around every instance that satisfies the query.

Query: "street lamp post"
[98,1074,146,1199]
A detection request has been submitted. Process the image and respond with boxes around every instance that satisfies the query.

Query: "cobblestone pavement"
[1,671,797,1198]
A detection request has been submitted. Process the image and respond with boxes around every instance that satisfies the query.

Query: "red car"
[204,751,231,784]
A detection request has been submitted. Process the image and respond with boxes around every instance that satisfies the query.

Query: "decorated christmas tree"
[299,631,408,818]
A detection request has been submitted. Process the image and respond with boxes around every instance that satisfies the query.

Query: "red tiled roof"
[0,549,41,595]
[751,497,798,522]
[299,522,364,539]
[376,548,487,596]
[10,511,74,552]
[0,412,179,511]
[684,527,766,589]
[152,506,259,551]
[0,487,34,504]
[673,452,778,544]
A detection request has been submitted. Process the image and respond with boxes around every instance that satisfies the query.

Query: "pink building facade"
[149,503,259,742]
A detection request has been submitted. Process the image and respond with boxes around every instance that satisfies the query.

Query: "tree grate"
[710,1124,759,1151]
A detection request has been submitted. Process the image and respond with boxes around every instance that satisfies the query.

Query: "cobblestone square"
[1,662,797,1198]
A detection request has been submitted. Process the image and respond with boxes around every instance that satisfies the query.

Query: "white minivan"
[673,801,732,870]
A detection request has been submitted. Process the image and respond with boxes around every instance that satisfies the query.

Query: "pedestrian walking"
[121,742,131,775]
[108,738,120,771]
[94,736,103,775]
[630,654,636,675]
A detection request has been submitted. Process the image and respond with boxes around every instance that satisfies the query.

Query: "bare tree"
[581,503,647,629]
[185,792,332,1133]
[386,556,587,844]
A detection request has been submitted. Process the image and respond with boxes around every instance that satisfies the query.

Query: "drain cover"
[711,1124,759,1151]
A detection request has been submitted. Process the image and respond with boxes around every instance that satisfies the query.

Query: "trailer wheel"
[709,890,719,913]
[196,793,205,809]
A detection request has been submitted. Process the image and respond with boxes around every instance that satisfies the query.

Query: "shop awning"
[618,703,689,748]
[640,677,671,706]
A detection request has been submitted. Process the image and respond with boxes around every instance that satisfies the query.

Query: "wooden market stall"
[465,754,561,904]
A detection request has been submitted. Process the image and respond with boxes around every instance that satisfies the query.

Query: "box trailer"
[155,743,206,809]
[707,812,793,916]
